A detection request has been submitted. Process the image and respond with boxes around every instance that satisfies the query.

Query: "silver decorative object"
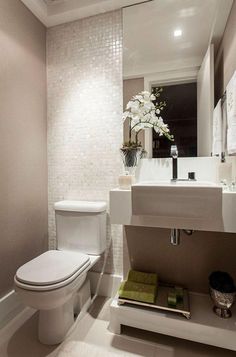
[210,287,236,318]
[120,147,143,175]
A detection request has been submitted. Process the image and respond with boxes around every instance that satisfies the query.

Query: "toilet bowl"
[14,250,99,345]
[14,200,107,345]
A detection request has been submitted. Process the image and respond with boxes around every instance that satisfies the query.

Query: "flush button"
[188,172,196,180]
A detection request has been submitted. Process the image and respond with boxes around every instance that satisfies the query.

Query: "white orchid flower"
[143,122,153,129]
[122,111,130,121]
[141,91,150,96]
[143,101,154,111]
[122,89,173,146]
[126,101,133,110]
[133,94,143,102]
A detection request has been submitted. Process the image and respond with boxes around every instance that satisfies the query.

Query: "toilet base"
[38,278,91,345]
[39,297,74,345]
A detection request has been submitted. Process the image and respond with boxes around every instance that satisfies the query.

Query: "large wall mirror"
[123,0,233,158]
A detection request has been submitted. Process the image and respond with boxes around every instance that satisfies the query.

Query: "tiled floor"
[0,297,235,357]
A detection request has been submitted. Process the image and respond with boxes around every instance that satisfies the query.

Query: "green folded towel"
[175,286,184,302]
[167,292,177,307]
[128,270,158,286]
[118,280,156,304]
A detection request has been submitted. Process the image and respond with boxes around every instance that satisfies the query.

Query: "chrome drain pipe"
[170,229,180,245]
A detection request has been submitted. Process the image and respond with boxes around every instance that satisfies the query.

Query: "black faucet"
[171,145,178,181]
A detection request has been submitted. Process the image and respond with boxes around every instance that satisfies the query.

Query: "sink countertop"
[110,187,236,233]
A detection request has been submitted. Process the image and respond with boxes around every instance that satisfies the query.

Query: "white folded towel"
[227,71,236,118]
[227,124,236,155]
[212,99,222,156]
[226,71,236,155]
[222,98,227,151]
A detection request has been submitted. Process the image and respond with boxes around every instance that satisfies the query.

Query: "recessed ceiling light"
[174,29,182,37]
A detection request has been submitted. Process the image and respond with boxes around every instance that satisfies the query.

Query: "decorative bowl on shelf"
[209,271,236,318]
[210,287,235,318]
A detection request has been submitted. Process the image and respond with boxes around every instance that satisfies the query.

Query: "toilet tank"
[54,201,107,255]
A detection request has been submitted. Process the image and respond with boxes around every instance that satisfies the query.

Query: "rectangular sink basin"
[132,181,222,220]
[136,180,217,187]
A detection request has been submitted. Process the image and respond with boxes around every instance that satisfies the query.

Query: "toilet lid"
[16,250,90,286]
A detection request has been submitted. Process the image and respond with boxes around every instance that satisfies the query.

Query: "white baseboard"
[88,272,122,298]
[0,290,24,328]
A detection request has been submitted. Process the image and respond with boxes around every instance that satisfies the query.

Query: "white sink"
[136,180,217,187]
[131,180,222,220]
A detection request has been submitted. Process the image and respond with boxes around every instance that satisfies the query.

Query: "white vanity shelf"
[109,183,236,351]
[109,292,236,351]
[110,188,236,233]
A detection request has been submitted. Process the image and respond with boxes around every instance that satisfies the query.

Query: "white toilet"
[14,200,107,345]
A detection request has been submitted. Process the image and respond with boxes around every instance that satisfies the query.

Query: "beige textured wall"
[215,0,236,101]
[124,226,236,294]
[0,0,48,297]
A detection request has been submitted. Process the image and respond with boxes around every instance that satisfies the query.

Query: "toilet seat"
[14,250,90,292]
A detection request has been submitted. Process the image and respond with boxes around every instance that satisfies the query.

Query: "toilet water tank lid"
[16,250,90,286]
[54,200,107,213]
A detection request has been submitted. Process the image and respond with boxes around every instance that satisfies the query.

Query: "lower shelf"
[109,292,236,351]
[118,284,190,319]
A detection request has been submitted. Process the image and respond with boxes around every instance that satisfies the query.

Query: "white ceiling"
[21,0,233,80]
[21,0,149,27]
[123,0,233,78]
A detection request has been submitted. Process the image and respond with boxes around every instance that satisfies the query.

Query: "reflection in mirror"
[152,83,197,157]
[123,0,233,158]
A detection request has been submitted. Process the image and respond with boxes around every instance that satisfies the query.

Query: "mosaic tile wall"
[47,10,123,275]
